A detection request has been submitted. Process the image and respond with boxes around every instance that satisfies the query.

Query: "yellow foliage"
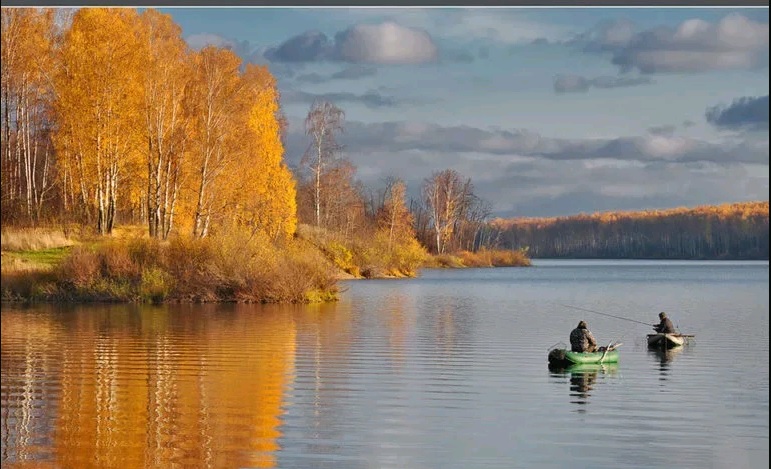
[232,64,298,240]
[53,8,145,234]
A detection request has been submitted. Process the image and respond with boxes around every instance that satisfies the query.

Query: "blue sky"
[162,7,769,217]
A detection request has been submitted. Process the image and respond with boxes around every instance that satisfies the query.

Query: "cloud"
[265,22,438,65]
[184,34,268,64]
[706,95,769,131]
[281,89,399,109]
[574,14,769,74]
[335,22,438,64]
[264,30,332,62]
[283,119,768,166]
[282,119,768,217]
[434,10,570,45]
[571,18,637,53]
[331,65,378,80]
[443,49,476,63]
[295,72,327,84]
[553,74,654,93]
[648,125,677,136]
[294,65,378,85]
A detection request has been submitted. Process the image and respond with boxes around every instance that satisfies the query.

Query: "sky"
[161,7,769,218]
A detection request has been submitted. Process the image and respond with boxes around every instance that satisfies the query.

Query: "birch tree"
[377,178,414,252]
[229,64,297,240]
[1,9,58,224]
[186,46,244,238]
[138,9,191,239]
[54,8,144,234]
[422,169,473,254]
[302,100,344,228]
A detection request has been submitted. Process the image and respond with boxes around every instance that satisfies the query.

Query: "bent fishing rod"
[558,303,655,327]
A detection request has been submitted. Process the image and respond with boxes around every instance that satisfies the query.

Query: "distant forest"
[491,201,769,260]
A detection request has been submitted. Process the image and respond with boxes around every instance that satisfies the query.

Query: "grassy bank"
[423,248,532,268]
[2,226,338,304]
[1,225,531,303]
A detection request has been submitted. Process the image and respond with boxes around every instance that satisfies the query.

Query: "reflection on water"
[1,261,768,469]
[549,364,619,409]
[1,304,301,468]
[649,346,685,381]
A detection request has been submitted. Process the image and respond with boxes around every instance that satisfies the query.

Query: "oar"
[598,341,623,362]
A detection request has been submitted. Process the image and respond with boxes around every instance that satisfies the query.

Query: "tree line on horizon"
[491,201,769,260]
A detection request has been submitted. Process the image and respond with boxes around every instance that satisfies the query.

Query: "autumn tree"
[138,9,191,239]
[228,64,297,240]
[456,195,493,252]
[1,9,59,224]
[53,8,144,234]
[185,46,246,238]
[302,100,344,228]
[421,169,473,254]
[376,177,414,252]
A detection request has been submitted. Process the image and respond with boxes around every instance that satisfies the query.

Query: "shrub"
[58,246,101,288]
[140,267,174,303]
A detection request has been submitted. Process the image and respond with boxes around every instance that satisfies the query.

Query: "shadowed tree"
[1,9,59,224]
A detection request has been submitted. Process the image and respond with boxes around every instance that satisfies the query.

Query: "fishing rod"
[558,303,655,327]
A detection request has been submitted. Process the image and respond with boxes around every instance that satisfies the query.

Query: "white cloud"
[611,14,769,74]
[335,22,438,64]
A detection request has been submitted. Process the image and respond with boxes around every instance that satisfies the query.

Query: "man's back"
[570,327,596,352]
[656,317,676,334]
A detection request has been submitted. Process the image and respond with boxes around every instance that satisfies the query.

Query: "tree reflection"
[2,304,297,468]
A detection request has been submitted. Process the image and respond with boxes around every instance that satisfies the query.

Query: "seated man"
[653,312,676,334]
[570,320,597,352]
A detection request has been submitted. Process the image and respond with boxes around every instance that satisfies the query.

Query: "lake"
[1,260,768,468]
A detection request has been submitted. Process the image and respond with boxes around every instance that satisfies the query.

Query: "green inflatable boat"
[548,345,620,368]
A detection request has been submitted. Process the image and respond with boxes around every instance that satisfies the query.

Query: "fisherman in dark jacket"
[570,320,598,352]
[653,312,676,334]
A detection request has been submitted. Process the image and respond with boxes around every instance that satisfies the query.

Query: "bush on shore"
[296,224,429,278]
[1,225,531,303]
[2,226,339,304]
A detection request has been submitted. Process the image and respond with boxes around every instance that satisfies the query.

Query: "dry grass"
[2,226,341,304]
[110,224,149,240]
[1,227,76,251]
[457,248,532,267]
[1,253,59,301]
[423,248,532,268]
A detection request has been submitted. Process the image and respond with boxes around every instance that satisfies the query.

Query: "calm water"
[1,260,768,469]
